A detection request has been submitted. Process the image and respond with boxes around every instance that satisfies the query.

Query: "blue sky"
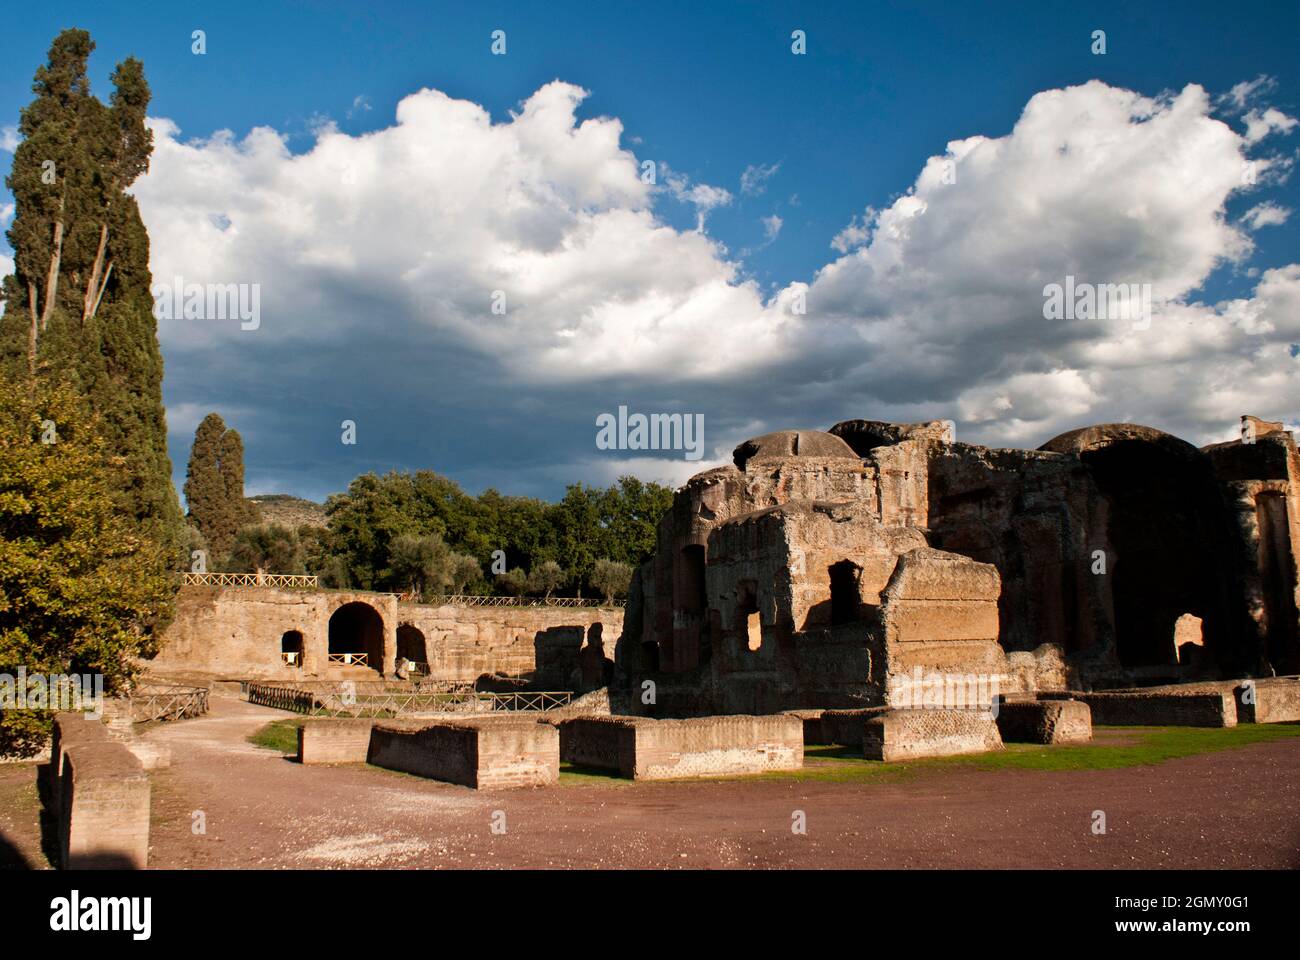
[2,1,1298,502]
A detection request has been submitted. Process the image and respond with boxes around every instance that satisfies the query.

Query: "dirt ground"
[4,692,1299,869]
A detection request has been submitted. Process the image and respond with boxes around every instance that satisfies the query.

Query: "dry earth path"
[130,694,1300,869]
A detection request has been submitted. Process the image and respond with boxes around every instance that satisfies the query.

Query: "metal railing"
[418,594,623,608]
[180,573,623,606]
[183,572,320,588]
[327,652,368,667]
[246,681,571,718]
[127,683,210,722]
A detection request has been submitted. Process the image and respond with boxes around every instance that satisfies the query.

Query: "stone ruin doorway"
[396,624,429,675]
[1077,437,1241,670]
[829,560,863,625]
[280,630,304,668]
[327,602,384,673]
[1256,491,1300,674]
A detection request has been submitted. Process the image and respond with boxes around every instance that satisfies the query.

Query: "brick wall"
[863,708,1003,761]
[59,740,150,869]
[558,714,803,780]
[1050,690,1237,727]
[995,700,1092,744]
[368,719,558,789]
[1238,678,1300,723]
[298,719,375,763]
[48,712,109,807]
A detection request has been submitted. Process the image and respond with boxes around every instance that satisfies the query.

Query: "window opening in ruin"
[680,545,707,615]
[829,560,863,625]
[396,624,428,666]
[736,582,762,651]
[280,630,304,666]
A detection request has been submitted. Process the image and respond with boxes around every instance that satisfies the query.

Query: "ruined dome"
[1039,423,1202,461]
[732,430,858,470]
[828,419,953,456]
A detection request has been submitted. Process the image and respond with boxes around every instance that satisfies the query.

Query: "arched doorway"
[280,630,304,667]
[327,602,384,672]
[396,624,428,672]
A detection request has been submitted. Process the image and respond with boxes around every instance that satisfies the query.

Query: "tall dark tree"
[184,413,252,564]
[0,29,182,553]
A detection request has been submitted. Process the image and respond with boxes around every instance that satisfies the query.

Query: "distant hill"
[247,495,328,530]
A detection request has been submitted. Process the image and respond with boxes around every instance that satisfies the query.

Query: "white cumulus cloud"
[130,76,1300,499]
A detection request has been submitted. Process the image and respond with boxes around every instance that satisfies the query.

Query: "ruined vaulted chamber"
[614,417,1300,716]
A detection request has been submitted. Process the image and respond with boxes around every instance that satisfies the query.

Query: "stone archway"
[396,624,428,669]
[327,602,385,672]
[280,630,304,667]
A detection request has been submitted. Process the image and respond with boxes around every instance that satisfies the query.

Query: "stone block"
[995,699,1092,744]
[368,719,558,789]
[557,714,803,780]
[298,719,375,764]
[862,708,1003,761]
[60,741,150,869]
[1056,690,1237,727]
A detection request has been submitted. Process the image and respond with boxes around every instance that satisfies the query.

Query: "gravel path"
[136,694,1300,869]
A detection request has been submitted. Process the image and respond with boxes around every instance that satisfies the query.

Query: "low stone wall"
[59,740,150,869]
[782,709,828,745]
[48,713,109,807]
[996,700,1092,744]
[1237,678,1300,723]
[862,709,1003,761]
[556,716,637,770]
[819,707,890,746]
[298,719,375,764]
[368,719,558,789]
[1047,690,1237,727]
[557,714,803,780]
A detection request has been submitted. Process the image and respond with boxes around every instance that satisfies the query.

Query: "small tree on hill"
[590,558,633,603]
[527,560,565,599]
[228,523,303,575]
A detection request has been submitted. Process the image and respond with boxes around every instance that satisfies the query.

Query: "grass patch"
[247,718,306,754]
[755,723,1300,784]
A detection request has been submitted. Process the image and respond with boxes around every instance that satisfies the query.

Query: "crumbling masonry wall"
[616,414,1300,716]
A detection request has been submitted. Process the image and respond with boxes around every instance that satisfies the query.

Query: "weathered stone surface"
[616,412,1300,717]
[151,586,620,686]
[996,700,1092,744]
[782,708,828,745]
[49,712,109,804]
[557,714,803,780]
[298,719,375,764]
[862,708,1003,761]
[1047,689,1238,727]
[59,740,150,869]
[1238,677,1300,723]
[818,707,890,746]
[368,718,559,789]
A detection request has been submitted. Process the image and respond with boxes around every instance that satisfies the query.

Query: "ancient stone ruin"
[129,412,1298,791]
[613,415,1300,717]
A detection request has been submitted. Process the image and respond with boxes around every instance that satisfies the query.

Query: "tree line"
[184,419,668,603]
[0,29,670,757]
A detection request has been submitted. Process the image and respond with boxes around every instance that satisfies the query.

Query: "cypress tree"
[0,29,182,555]
[184,413,254,564]
[219,427,256,531]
